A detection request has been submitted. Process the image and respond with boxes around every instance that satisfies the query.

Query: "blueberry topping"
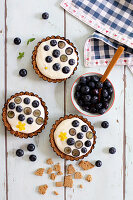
[16,149,24,157]
[96,81,103,89]
[69,59,75,65]
[80,77,86,84]
[52,49,60,58]
[67,138,75,146]
[101,121,109,128]
[53,63,60,71]
[24,97,30,104]
[27,117,33,124]
[50,40,57,46]
[19,69,27,77]
[44,45,50,51]
[62,66,70,74]
[18,114,25,121]
[88,81,95,88]
[77,132,84,139]
[81,147,87,153]
[95,160,102,167]
[42,12,49,19]
[9,102,15,109]
[45,56,52,63]
[72,120,79,127]
[16,106,22,113]
[81,125,88,132]
[109,147,116,154]
[27,144,35,152]
[91,75,100,82]
[14,37,21,45]
[81,85,90,94]
[29,155,37,162]
[85,140,91,147]
[98,108,106,115]
[32,100,39,108]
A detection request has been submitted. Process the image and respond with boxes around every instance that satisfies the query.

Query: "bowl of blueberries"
[71,72,115,117]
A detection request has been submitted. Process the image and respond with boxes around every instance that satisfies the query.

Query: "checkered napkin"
[61,0,133,73]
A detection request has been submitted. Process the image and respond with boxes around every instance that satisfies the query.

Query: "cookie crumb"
[46,158,53,165]
[34,168,45,176]
[47,167,53,174]
[56,182,64,187]
[67,164,75,174]
[79,184,83,189]
[50,173,56,181]
[86,175,92,182]
[74,172,82,179]
[38,184,48,195]
[57,171,63,175]
[64,175,73,188]
[54,163,61,172]
[78,160,94,170]
[54,191,59,195]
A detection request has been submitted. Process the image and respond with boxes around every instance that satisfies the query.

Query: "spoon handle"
[100,46,124,83]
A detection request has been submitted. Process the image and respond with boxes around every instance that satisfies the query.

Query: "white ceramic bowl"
[71,72,115,117]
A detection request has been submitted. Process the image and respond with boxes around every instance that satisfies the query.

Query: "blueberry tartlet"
[2,92,48,138]
[50,115,96,161]
[32,36,79,83]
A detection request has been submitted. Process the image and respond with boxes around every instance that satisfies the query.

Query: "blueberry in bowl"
[71,72,115,117]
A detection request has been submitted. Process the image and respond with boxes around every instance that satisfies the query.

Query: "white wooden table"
[0,0,133,200]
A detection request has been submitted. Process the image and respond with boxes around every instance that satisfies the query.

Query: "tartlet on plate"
[32,36,79,83]
[50,114,96,161]
[2,92,48,138]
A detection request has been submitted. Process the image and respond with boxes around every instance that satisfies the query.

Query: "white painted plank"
[6,0,65,200]
[65,12,124,200]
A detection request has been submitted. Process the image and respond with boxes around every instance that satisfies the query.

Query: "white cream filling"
[36,39,78,79]
[54,118,94,157]
[7,95,45,134]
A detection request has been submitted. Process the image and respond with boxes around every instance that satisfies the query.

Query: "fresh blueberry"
[101,97,109,103]
[9,102,15,109]
[29,155,37,162]
[62,66,70,74]
[44,45,50,51]
[98,108,106,115]
[74,91,81,99]
[108,87,113,95]
[24,97,30,104]
[96,81,103,89]
[104,80,112,88]
[90,96,98,104]
[84,100,91,107]
[67,138,75,145]
[14,37,21,45]
[80,77,86,85]
[91,89,99,96]
[76,84,81,92]
[95,160,102,167]
[81,125,88,132]
[102,89,109,98]
[103,102,109,109]
[72,120,79,127]
[27,144,35,152]
[101,121,109,128]
[32,100,39,108]
[53,63,60,71]
[69,59,75,65]
[86,76,91,83]
[77,132,84,139]
[85,140,91,147]
[88,81,95,88]
[18,114,25,121]
[82,106,90,112]
[91,75,100,82]
[27,117,33,124]
[77,99,84,106]
[89,107,97,113]
[81,85,90,94]
[52,49,60,58]
[50,40,57,46]
[45,56,52,63]
[16,149,24,157]
[16,106,22,113]
[42,12,49,19]
[109,147,116,154]
[19,69,27,77]
[95,103,102,110]
[81,147,87,153]
[82,94,91,102]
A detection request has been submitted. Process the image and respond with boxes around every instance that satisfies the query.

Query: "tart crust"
[2,91,48,138]
[32,36,79,83]
[49,114,96,161]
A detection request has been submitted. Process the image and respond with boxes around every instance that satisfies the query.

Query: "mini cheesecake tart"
[32,36,79,83]
[2,92,48,138]
[50,115,96,161]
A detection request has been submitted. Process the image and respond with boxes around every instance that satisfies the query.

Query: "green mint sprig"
[17,52,24,59]
[27,38,35,45]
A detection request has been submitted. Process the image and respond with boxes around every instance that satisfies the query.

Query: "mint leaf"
[17,52,24,59]
[27,38,35,45]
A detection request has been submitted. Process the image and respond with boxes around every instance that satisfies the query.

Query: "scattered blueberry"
[72,120,79,127]
[29,155,37,162]
[52,49,60,58]
[109,147,116,154]
[50,40,57,46]
[95,160,102,167]
[53,63,60,71]
[27,117,33,124]
[14,37,21,45]
[85,140,91,147]
[81,125,88,132]
[32,100,39,108]
[16,106,22,113]
[45,56,52,63]
[27,144,35,152]
[67,138,75,146]
[81,85,90,94]
[101,121,109,128]
[80,77,86,85]
[24,97,30,104]
[62,66,70,74]
[44,45,50,51]
[19,69,27,77]
[69,59,75,65]
[81,147,87,153]
[42,12,49,19]
[77,132,84,139]
[16,149,24,157]
[9,102,15,109]
[18,114,25,121]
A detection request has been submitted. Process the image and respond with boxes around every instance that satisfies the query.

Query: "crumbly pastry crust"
[2,92,48,138]
[32,36,79,83]
[49,114,96,161]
